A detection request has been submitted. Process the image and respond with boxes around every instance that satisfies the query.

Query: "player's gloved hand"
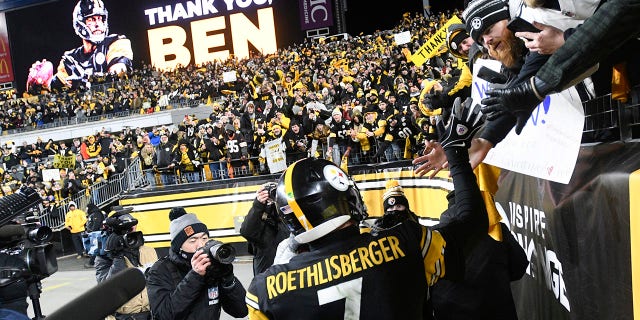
[104,233,125,257]
[439,97,485,150]
[481,76,549,134]
[207,260,234,286]
[61,55,86,81]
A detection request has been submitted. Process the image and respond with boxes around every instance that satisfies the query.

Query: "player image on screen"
[26,0,133,93]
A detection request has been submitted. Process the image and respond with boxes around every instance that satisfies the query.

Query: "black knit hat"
[169,207,208,253]
[462,0,510,43]
[446,24,471,60]
[382,180,410,212]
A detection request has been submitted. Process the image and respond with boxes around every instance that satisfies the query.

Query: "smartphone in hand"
[507,17,541,34]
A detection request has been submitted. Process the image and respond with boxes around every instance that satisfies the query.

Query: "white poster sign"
[265,138,287,173]
[472,59,584,184]
[41,168,61,183]
[223,71,237,83]
[394,31,411,45]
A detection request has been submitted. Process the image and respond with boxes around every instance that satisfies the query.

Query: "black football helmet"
[275,158,367,243]
[73,0,109,44]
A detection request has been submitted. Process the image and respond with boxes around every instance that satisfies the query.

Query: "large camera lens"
[24,243,58,277]
[123,231,145,248]
[202,240,236,264]
[27,226,52,243]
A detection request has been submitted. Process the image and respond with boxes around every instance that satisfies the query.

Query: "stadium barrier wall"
[119,141,640,320]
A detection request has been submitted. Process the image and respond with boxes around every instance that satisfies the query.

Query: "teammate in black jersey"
[246,97,487,319]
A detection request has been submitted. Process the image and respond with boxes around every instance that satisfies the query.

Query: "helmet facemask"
[73,0,109,44]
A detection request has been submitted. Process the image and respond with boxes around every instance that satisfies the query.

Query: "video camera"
[0,186,58,285]
[103,207,144,250]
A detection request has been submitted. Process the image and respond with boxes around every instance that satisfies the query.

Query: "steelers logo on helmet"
[275,158,367,244]
[323,164,349,191]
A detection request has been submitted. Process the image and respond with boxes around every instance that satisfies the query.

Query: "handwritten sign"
[264,138,287,173]
[472,59,584,184]
[53,154,76,169]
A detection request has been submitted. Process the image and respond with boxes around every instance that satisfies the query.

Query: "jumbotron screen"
[6,0,324,91]
[6,0,433,92]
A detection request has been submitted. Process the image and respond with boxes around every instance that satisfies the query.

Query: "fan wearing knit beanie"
[462,0,510,44]
[146,207,248,319]
[168,207,209,258]
[462,0,526,69]
[374,180,419,230]
[446,23,474,61]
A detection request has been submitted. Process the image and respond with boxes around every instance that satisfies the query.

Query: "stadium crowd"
[0,3,634,205]
[0,9,462,198]
[1,0,639,317]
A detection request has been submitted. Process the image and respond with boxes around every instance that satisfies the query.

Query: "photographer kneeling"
[95,206,158,320]
[146,207,247,320]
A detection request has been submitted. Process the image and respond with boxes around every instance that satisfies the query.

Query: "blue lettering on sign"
[529,96,552,126]
[475,79,554,129]
[474,81,490,99]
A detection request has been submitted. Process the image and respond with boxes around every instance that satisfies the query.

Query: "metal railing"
[582,85,640,142]
[1,98,204,135]
[39,158,142,231]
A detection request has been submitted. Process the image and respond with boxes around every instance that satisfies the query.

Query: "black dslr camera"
[200,239,236,264]
[0,186,58,284]
[263,182,278,203]
[104,208,144,249]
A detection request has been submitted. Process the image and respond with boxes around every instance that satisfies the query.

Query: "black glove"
[439,97,485,150]
[206,260,234,285]
[481,76,548,135]
[104,233,125,257]
[422,90,446,110]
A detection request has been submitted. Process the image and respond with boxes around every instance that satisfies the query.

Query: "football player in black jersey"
[246,97,488,319]
[27,0,133,92]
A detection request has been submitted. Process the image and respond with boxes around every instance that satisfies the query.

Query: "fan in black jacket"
[240,183,290,276]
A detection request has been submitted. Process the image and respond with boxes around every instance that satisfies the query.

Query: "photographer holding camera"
[146,207,247,320]
[95,206,158,320]
[240,182,289,276]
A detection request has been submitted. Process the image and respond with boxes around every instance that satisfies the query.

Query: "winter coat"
[146,250,247,320]
[239,199,290,275]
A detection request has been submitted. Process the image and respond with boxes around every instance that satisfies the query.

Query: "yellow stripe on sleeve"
[422,228,446,286]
